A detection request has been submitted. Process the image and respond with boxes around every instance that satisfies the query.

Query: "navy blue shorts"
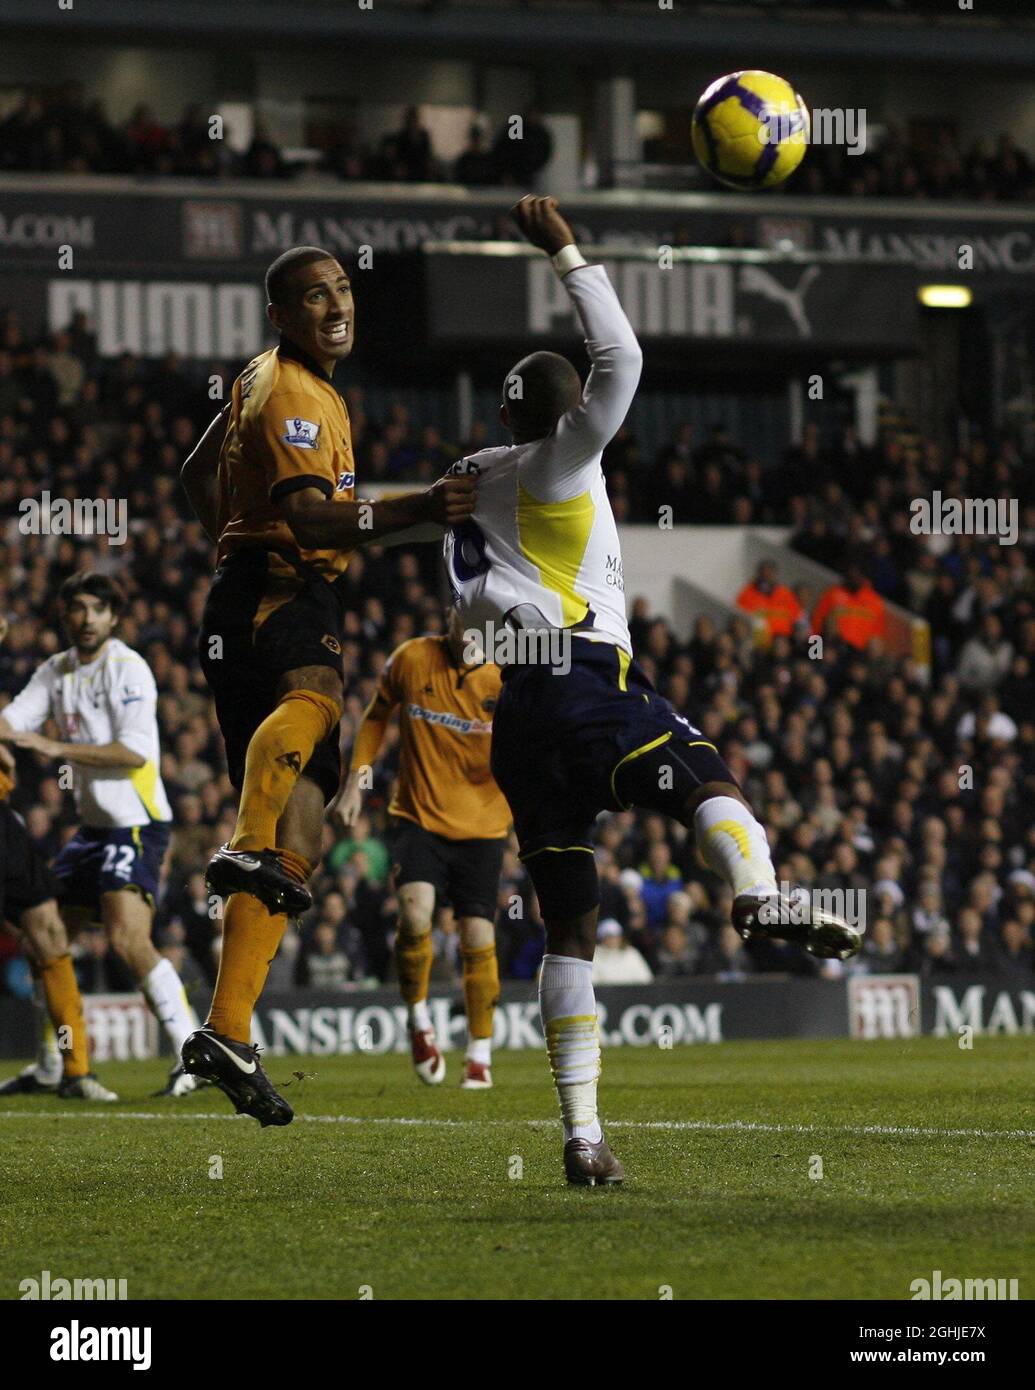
[51,823,172,917]
[491,639,736,860]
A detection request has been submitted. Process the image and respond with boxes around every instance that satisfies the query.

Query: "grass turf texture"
[1,1036,1032,1301]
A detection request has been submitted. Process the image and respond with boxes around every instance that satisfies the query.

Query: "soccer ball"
[692,70,809,190]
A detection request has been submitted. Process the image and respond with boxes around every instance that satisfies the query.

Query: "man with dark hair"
[446,196,861,1186]
[179,244,476,1125]
[58,569,125,616]
[0,571,197,1098]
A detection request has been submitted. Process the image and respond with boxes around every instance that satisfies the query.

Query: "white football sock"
[410,999,432,1032]
[694,795,778,898]
[466,1036,492,1066]
[33,977,63,1083]
[140,958,197,1053]
[538,954,602,1143]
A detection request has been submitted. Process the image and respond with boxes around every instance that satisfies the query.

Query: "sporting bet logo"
[84,995,158,1062]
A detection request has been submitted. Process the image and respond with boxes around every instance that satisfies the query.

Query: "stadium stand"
[2,320,1032,1000]
[2,85,1034,202]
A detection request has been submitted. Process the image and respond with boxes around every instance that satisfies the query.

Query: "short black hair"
[265,246,342,306]
[503,351,582,440]
[59,571,126,617]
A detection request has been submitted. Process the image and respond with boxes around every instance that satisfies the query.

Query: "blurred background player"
[736,561,804,643]
[334,607,508,1089]
[0,732,117,1101]
[0,572,195,1098]
[446,196,861,1186]
[178,245,477,1124]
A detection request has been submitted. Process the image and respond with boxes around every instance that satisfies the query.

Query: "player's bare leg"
[100,887,202,1096]
[395,882,445,1084]
[183,772,323,1125]
[457,915,498,1089]
[539,901,624,1187]
[0,901,117,1101]
[679,781,862,961]
[205,665,342,916]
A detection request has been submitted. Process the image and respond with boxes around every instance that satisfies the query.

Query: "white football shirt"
[3,637,173,829]
[444,262,642,657]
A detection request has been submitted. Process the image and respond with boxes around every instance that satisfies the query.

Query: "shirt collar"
[277,334,334,385]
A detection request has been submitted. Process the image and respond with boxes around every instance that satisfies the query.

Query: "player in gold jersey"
[335,610,509,1089]
[179,245,476,1124]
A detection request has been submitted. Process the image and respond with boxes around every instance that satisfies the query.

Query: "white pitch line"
[0,1111,1032,1140]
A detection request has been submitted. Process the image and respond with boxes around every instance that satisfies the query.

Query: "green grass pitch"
[1,1036,1032,1301]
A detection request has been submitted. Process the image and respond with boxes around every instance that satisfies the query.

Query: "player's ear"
[266,301,283,333]
[499,403,510,431]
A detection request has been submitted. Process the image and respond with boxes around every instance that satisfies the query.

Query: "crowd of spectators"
[788,127,1035,203]
[4,85,1035,202]
[0,88,555,187]
[1,312,1033,1007]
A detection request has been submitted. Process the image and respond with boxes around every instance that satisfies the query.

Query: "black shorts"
[199,548,346,803]
[0,803,58,924]
[391,819,505,922]
[491,638,738,859]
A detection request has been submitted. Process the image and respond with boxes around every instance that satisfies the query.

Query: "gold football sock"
[207,849,312,1044]
[461,944,499,1041]
[39,954,89,1079]
[230,689,341,853]
[395,932,434,1008]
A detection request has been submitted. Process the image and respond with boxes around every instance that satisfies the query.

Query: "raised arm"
[511,195,643,472]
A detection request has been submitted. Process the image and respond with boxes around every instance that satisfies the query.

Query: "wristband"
[551,244,588,276]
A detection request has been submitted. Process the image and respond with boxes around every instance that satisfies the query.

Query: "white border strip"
[1,1112,1031,1140]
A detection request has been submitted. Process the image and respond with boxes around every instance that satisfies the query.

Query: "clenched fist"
[424,472,478,527]
[510,195,577,257]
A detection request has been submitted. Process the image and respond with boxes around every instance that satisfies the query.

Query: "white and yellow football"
[692,69,809,190]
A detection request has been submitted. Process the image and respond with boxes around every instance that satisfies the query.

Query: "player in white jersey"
[446,197,861,1186]
[0,572,201,1097]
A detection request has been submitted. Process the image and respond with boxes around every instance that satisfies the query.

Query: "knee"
[682,781,749,823]
[279,666,343,707]
[397,903,433,940]
[20,904,65,962]
[459,917,495,952]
